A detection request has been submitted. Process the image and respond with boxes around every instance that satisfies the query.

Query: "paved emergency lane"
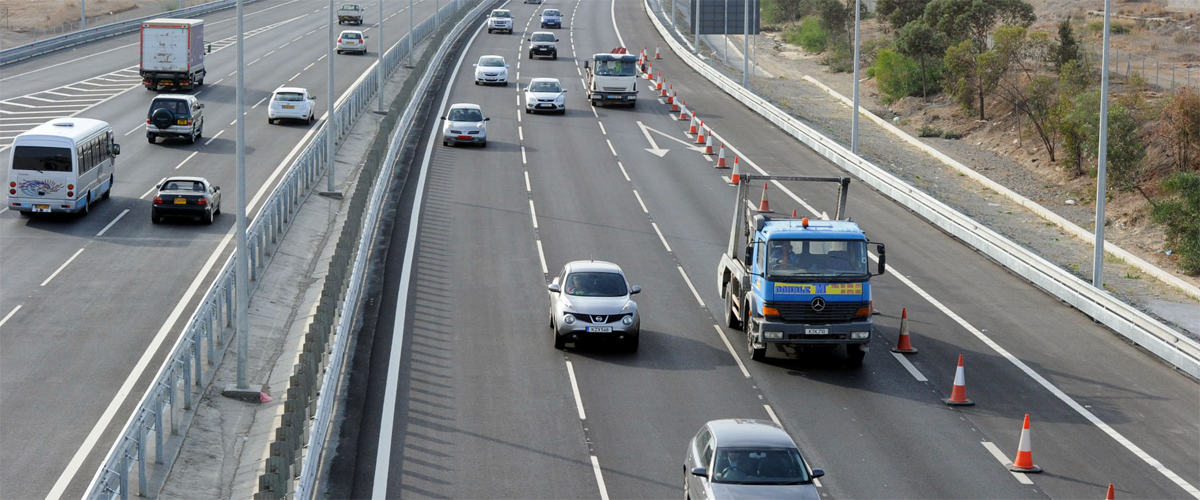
[0,0,442,497]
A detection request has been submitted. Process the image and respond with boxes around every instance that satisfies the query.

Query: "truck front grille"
[765,300,867,323]
[602,86,628,92]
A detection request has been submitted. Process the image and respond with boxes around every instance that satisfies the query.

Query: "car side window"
[701,438,715,472]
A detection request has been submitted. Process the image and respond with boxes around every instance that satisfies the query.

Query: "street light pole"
[81,0,86,30]
[851,0,861,154]
[1093,0,1113,289]
[407,0,413,67]
[327,0,337,194]
[742,0,749,88]
[723,0,728,64]
[377,0,384,113]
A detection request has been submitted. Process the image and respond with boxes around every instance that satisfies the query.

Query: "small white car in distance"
[525,78,567,114]
[268,87,317,124]
[336,30,368,54]
[473,55,509,86]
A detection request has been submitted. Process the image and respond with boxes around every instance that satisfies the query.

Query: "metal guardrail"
[0,0,262,66]
[642,0,1200,379]
[81,1,477,499]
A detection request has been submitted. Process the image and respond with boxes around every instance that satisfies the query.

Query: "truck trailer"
[140,18,206,91]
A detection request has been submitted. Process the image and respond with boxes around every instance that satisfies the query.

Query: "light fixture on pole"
[1093,0,1113,288]
[81,0,86,30]
[851,0,861,154]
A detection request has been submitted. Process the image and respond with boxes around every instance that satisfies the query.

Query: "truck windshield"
[766,239,868,279]
[594,60,636,76]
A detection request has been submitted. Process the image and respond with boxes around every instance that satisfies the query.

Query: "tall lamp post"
[850,0,861,154]
[326,0,338,195]
[1093,0,1114,288]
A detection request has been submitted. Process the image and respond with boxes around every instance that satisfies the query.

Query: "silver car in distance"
[548,260,641,352]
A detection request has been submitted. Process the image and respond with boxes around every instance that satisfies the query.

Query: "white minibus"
[7,118,120,215]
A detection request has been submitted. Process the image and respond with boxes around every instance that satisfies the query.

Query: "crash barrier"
[0,0,262,66]
[81,2,478,499]
[642,0,1200,379]
[257,1,498,499]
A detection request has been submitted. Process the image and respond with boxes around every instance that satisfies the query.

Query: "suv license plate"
[805,328,829,335]
[586,326,612,333]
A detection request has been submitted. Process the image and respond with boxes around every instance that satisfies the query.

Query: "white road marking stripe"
[524,171,531,192]
[982,441,1035,484]
[252,97,268,108]
[95,209,130,237]
[304,62,316,71]
[565,360,586,420]
[519,126,524,141]
[678,266,705,307]
[529,200,538,229]
[0,305,21,328]
[517,109,522,122]
[606,139,617,156]
[124,123,145,136]
[174,151,199,169]
[289,72,302,82]
[41,248,84,286]
[650,222,672,252]
[204,130,224,145]
[141,178,166,200]
[263,50,276,57]
[712,325,751,378]
[632,190,648,213]
[576,67,581,76]
[763,404,781,425]
[213,78,224,85]
[892,352,928,382]
[617,161,630,181]
[598,121,606,135]
[591,455,611,500]
[591,105,598,118]
[521,146,527,164]
[536,239,548,274]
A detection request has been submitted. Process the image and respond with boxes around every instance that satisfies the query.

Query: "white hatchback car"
[268,87,317,124]
[336,30,368,54]
[524,78,567,114]
[473,55,509,85]
[441,103,489,147]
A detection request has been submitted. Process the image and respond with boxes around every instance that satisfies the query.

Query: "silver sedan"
[548,260,641,351]
[684,419,823,500]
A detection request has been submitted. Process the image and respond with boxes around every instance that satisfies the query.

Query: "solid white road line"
[40,248,85,287]
[650,222,672,252]
[536,239,549,274]
[141,178,166,200]
[204,130,225,145]
[591,455,611,500]
[891,352,928,382]
[529,200,539,229]
[565,360,587,420]
[677,266,705,307]
[617,161,630,181]
[981,441,1036,485]
[252,97,268,108]
[174,151,199,169]
[712,325,751,378]
[632,190,649,213]
[0,305,22,328]
[95,209,130,237]
[124,123,145,136]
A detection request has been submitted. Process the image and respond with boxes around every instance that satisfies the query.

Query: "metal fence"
[80,1,481,499]
[0,0,263,65]
[1101,43,1196,91]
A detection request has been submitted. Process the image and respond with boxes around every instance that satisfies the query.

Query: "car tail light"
[338,38,343,43]
[67,184,74,190]
[197,198,208,205]
[154,196,163,204]
[67,191,74,197]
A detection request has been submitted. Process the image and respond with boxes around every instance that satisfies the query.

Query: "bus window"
[13,146,73,172]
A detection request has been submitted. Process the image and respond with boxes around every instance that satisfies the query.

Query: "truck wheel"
[842,344,866,367]
[103,175,113,199]
[724,288,741,329]
[147,134,156,144]
[748,332,766,361]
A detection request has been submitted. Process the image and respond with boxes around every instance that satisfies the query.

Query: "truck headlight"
[763,331,783,340]
[622,315,633,326]
[850,331,870,340]
[563,315,576,325]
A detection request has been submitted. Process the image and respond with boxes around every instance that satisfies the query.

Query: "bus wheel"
[103,176,113,199]
[81,195,90,215]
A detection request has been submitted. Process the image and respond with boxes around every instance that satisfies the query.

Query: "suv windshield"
[491,10,511,17]
[529,81,562,92]
[480,57,505,67]
[766,239,868,279]
[448,108,483,122]
[712,448,810,485]
[563,272,627,297]
[594,60,636,76]
[532,33,555,42]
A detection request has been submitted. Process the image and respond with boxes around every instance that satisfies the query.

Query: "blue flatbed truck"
[716,175,886,365]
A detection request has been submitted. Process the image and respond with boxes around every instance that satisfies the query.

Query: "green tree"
[896,19,947,99]
[877,0,931,31]
[873,49,922,103]
[1057,90,1146,187]
[1054,19,1082,72]
[922,0,1035,50]
[1155,87,1200,172]
[944,39,1007,119]
[1150,172,1200,275]
[992,26,1060,160]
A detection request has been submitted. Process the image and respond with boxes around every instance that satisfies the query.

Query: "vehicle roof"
[143,18,203,26]
[160,176,210,185]
[479,54,505,59]
[707,419,798,449]
[565,260,623,274]
[339,29,364,34]
[491,9,510,12]
[448,103,482,110]
[531,31,555,36]
[20,118,110,141]
[761,219,866,241]
[542,8,560,13]
[528,77,561,84]
[151,94,196,101]
[273,87,308,94]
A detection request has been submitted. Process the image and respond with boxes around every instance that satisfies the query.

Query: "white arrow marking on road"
[636,120,669,157]
[638,121,707,155]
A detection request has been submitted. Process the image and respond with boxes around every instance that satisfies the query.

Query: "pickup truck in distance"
[337,4,364,25]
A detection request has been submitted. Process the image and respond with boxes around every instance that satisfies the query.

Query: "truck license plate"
[586,326,612,333]
[805,328,829,335]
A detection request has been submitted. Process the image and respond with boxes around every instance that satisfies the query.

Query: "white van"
[7,118,120,215]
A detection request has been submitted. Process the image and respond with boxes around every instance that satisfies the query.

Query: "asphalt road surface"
[337,0,1199,498]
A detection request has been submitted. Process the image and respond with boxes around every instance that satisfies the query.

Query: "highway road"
[0,0,444,497]
[333,0,1200,498]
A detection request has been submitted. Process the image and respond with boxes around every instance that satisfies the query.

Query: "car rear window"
[341,32,361,39]
[274,92,305,102]
[532,33,555,42]
[150,99,189,116]
[162,180,205,192]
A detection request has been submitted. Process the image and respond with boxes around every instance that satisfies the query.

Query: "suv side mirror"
[199,103,205,109]
[484,117,491,121]
[690,467,707,477]
[213,186,221,192]
[811,469,825,479]
[556,38,560,42]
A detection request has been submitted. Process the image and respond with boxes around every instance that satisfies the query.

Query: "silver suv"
[487,9,512,34]
[147,94,204,144]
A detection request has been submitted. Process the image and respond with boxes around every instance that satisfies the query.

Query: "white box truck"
[140,18,207,91]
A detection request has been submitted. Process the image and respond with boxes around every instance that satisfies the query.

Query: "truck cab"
[583,49,638,107]
[337,4,364,25]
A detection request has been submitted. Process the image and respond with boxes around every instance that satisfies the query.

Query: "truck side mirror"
[873,243,886,275]
[206,43,212,54]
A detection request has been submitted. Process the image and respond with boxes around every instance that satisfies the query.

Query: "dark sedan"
[152,176,221,224]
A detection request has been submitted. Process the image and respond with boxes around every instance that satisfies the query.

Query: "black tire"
[187,131,196,144]
[553,326,566,350]
[525,107,531,114]
[268,117,274,125]
[724,286,741,329]
[195,126,202,140]
[552,52,557,60]
[479,140,486,148]
[147,134,156,144]
[103,175,113,199]
[749,332,766,361]
[443,140,449,146]
[844,345,866,367]
[204,209,214,225]
[625,334,639,353]
[214,202,221,215]
[151,213,161,224]
[79,194,90,216]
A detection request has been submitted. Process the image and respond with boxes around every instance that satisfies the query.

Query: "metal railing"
[81,1,480,499]
[642,0,1200,379]
[1101,43,1196,92]
[0,0,262,66]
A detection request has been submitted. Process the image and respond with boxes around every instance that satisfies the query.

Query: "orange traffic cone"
[645,61,653,79]
[667,85,675,104]
[757,182,773,212]
[678,101,688,120]
[696,120,706,144]
[942,354,973,406]
[1007,414,1042,473]
[1105,484,1115,500]
[891,308,918,353]
[715,143,727,168]
[655,44,661,59]
[688,114,698,134]
[791,208,798,217]
[729,157,741,184]
[704,133,714,154]
[656,72,663,90]
[660,82,668,96]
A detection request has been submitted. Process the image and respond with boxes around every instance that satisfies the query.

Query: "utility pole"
[326,0,338,195]
[723,0,728,64]
[81,0,86,30]
[851,0,861,154]
[741,0,748,87]
[376,0,385,114]
[407,0,413,67]
[1093,0,1113,289]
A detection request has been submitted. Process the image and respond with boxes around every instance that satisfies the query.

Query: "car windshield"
[766,239,869,279]
[162,180,205,192]
[543,9,559,16]
[341,32,361,39]
[594,59,636,76]
[479,57,505,67]
[274,92,305,102]
[563,272,627,297]
[491,10,511,17]
[712,448,810,485]
[341,4,359,10]
[11,146,72,172]
[448,108,483,122]
[532,33,555,42]
[529,81,561,92]
[150,99,188,115]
